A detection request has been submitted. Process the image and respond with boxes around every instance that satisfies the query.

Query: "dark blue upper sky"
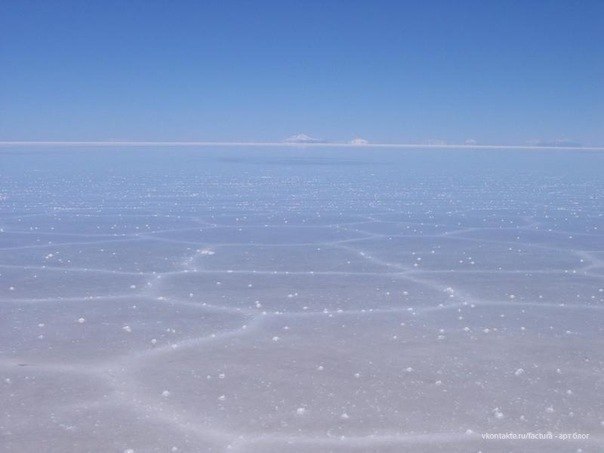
[1,0,603,145]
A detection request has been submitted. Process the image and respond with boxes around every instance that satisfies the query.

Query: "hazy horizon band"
[1,141,603,151]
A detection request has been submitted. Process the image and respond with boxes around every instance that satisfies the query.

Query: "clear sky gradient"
[1,0,603,145]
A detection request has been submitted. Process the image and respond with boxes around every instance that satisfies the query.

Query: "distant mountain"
[284,133,325,144]
[349,137,369,145]
[527,139,583,148]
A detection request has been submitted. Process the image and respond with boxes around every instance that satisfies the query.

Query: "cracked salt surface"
[0,147,603,452]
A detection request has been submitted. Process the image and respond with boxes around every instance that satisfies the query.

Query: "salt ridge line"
[3,293,603,312]
[1,263,594,277]
[3,293,602,379]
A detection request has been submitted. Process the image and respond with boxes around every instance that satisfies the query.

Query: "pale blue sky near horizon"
[1,0,603,145]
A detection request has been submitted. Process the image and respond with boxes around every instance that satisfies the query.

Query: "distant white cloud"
[284,133,325,144]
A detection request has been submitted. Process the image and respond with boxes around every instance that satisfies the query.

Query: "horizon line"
[0,140,603,151]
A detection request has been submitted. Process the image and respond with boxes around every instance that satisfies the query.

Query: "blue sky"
[1,0,603,145]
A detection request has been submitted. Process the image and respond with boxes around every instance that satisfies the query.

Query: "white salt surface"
[0,147,602,452]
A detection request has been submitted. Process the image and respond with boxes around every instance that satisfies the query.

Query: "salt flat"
[0,147,603,452]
